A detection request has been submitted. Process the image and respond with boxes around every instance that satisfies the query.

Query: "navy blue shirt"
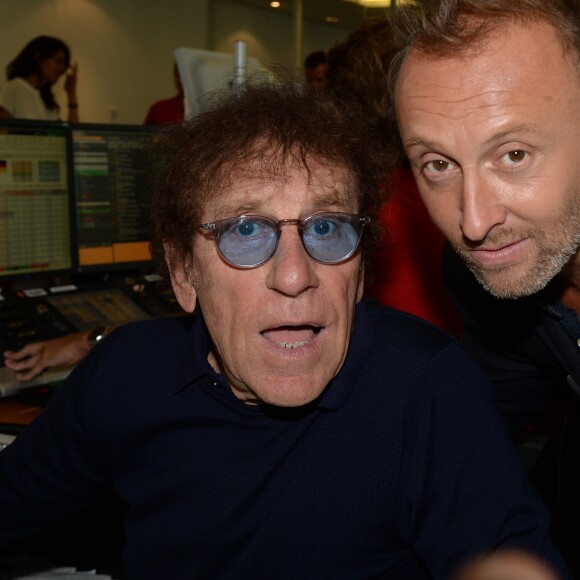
[0,300,568,578]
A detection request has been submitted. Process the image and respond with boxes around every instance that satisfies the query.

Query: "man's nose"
[266,228,319,296]
[459,172,508,242]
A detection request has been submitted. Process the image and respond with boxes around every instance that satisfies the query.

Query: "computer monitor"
[174,47,264,118]
[70,123,156,273]
[0,119,74,282]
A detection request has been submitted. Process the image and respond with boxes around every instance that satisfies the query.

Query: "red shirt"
[144,94,184,125]
[366,167,464,336]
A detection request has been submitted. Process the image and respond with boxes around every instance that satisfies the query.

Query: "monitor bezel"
[0,117,77,285]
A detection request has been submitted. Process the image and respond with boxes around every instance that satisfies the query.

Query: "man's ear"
[164,243,197,313]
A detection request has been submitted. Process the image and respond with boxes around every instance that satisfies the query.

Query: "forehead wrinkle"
[304,174,357,212]
[403,99,539,152]
[210,194,275,221]
[204,170,284,220]
[211,187,355,221]
[403,94,503,146]
[415,85,515,114]
[480,123,542,147]
[208,159,356,219]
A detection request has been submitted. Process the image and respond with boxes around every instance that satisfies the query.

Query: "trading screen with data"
[0,120,73,280]
[71,124,155,273]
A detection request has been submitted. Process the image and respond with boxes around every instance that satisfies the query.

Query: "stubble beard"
[451,193,580,299]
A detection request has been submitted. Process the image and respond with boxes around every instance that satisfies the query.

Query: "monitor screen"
[0,119,74,281]
[71,123,156,273]
[174,47,265,118]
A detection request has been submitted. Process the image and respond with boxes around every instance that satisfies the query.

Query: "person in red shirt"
[143,62,184,125]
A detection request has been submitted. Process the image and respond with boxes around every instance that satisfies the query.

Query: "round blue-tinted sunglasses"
[198,212,371,269]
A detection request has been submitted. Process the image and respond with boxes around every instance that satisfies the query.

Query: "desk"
[0,397,43,424]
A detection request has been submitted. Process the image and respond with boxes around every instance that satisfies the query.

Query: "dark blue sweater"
[0,300,568,579]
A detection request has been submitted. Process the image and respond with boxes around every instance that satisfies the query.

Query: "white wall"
[0,0,353,124]
[211,2,351,75]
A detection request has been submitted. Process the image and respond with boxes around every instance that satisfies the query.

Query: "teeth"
[278,340,309,349]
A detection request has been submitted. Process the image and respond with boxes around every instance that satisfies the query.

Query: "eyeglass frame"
[197,211,372,269]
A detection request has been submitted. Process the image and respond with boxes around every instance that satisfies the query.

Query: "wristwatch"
[87,326,110,348]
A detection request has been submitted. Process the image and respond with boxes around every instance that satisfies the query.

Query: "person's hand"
[454,550,560,580]
[64,62,78,100]
[3,331,91,382]
[64,62,79,121]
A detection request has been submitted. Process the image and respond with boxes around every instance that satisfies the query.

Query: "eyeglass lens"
[214,213,365,268]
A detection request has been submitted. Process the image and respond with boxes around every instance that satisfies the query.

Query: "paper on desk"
[0,553,114,580]
[13,569,112,579]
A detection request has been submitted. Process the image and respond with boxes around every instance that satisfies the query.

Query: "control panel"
[0,275,181,358]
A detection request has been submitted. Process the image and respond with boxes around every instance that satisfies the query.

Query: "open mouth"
[261,325,323,349]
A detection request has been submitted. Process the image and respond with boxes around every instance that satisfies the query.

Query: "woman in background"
[0,35,79,121]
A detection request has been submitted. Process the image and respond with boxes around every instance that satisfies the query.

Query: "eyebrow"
[403,136,438,151]
[403,123,542,152]
[222,200,263,215]
[482,124,541,147]
[310,191,352,209]
[214,190,353,220]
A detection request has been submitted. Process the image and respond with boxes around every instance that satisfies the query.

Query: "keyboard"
[0,366,73,398]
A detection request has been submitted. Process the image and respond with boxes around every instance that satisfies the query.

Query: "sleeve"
[0,83,17,116]
[399,341,572,579]
[0,352,114,550]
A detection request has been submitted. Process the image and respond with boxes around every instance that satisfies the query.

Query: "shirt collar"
[174,300,373,412]
[174,311,216,392]
[536,280,580,340]
[542,298,580,340]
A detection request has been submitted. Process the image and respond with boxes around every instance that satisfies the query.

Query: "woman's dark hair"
[7,36,71,111]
